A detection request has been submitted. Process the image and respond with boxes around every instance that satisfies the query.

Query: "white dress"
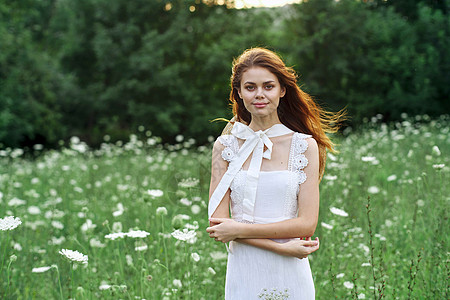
[217,132,315,300]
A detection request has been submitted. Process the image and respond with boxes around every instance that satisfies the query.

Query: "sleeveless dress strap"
[208,122,294,222]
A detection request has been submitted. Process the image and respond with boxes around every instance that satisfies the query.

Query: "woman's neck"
[248,115,282,131]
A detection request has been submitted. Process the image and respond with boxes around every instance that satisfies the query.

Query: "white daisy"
[135,244,148,252]
[0,216,22,231]
[32,266,52,273]
[112,221,123,233]
[147,189,164,198]
[184,221,199,230]
[191,205,201,215]
[13,243,22,251]
[324,175,337,181]
[105,232,127,240]
[112,203,124,217]
[59,249,88,264]
[178,178,200,188]
[48,236,66,245]
[99,283,112,290]
[387,175,397,182]
[321,222,333,230]
[126,254,133,266]
[432,145,441,156]
[51,220,64,230]
[209,251,228,260]
[361,156,376,162]
[27,206,41,215]
[191,252,200,262]
[179,198,192,206]
[156,207,168,216]
[8,198,26,207]
[173,279,182,288]
[90,238,106,248]
[126,230,150,238]
[81,219,97,232]
[175,134,184,142]
[330,207,348,217]
[343,281,354,289]
[367,186,380,194]
[375,233,386,241]
[171,228,196,242]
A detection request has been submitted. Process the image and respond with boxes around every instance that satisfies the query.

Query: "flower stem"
[4,258,13,299]
[54,265,64,300]
[116,242,124,275]
[0,232,10,275]
[161,215,170,275]
[366,196,377,299]
[70,263,74,299]
[185,243,191,299]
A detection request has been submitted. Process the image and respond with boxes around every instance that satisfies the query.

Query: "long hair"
[224,47,345,180]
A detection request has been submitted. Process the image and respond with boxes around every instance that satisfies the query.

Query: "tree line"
[0,0,448,148]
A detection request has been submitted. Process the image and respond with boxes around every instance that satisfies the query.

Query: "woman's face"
[238,66,285,120]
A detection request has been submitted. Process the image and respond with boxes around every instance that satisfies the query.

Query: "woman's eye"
[265,85,273,89]
[246,86,255,91]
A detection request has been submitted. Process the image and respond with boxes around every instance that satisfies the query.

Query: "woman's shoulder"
[216,134,236,146]
[290,132,318,155]
[213,135,239,163]
[292,131,313,140]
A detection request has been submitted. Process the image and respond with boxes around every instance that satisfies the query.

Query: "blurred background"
[0,0,448,149]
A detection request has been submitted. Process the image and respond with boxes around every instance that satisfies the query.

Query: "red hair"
[225,47,345,179]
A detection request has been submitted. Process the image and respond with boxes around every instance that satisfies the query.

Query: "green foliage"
[0,0,448,148]
[278,0,449,122]
[0,117,448,298]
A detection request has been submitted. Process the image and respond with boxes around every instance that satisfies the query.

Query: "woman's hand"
[279,237,319,259]
[206,218,242,243]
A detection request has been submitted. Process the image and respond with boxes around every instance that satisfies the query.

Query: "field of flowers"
[0,115,448,299]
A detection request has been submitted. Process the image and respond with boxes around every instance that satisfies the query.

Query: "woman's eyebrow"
[243,80,275,85]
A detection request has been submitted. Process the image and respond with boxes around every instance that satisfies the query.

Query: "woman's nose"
[255,87,264,98]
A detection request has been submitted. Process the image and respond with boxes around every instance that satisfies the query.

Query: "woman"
[206,48,343,299]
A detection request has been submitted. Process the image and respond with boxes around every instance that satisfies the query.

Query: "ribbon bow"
[208,122,293,222]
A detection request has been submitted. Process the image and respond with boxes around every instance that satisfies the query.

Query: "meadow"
[0,114,448,299]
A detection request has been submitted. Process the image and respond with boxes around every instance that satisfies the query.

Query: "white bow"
[208,122,293,222]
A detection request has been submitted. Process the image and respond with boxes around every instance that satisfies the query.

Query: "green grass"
[0,115,448,299]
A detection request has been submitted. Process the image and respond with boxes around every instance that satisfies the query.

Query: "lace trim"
[230,170,246,221]
[288,134,309,173]
[284,133,311,217]
[217,135,239,162]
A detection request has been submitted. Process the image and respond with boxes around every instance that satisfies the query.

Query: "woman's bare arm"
[207,138,320,241]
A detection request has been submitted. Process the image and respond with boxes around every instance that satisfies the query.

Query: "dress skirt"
[225,240,315,300]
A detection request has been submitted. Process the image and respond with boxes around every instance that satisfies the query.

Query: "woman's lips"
[253,103,267,108]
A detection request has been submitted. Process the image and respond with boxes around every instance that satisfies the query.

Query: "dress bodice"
[217,132,312,223]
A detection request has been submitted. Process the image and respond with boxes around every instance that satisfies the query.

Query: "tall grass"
[0,115,448,299]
